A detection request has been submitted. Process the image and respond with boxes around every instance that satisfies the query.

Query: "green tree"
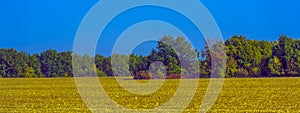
[111,54,130,76]
[28,54,42,77]
[40,50,59,77]
[268,56,282,76]
[23,64,36,78]
[58,52,73,77]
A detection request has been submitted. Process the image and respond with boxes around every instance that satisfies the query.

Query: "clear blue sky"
[0,0,299,56]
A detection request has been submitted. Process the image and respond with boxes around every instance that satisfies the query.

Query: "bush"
[166,73,181,79]
[96,69,107,77]
[151,69,166,79]
[235,68,249,78]
[64,73,69,77]
[134,71,152,80]
[38,74,45,78]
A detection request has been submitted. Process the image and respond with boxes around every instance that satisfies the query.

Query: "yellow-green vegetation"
[1,77,300,112]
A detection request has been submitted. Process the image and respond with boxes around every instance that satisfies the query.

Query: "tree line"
[0,35,299,78]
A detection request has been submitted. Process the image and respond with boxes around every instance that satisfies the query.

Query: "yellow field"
[1,77,300,112]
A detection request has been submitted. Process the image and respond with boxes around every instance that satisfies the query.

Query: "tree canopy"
[0,35,299,78]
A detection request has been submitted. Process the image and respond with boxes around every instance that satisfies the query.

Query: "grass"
[1,77,300,112]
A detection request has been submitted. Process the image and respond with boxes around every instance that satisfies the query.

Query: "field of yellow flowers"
[0,77,300,112]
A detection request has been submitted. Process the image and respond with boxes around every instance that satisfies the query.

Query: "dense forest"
[0,35,299,78]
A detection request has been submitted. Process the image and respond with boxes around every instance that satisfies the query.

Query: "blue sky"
[0,0,299,56]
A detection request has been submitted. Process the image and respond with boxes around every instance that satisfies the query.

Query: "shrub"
[235,68,249,78]
[38,74,45,78]
[151,69,166,79]
[96,69,107,77]
[166,73,181,79]
[64,73,69,77]
[134,71,152,80]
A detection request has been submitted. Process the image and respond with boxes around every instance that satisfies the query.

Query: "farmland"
[1,77,300,112]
